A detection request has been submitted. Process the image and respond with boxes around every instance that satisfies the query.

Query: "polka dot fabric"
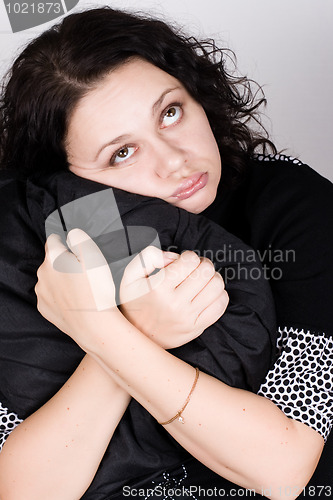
[258,326,333,441]
[0,402,22,452]
[254,152,304,166]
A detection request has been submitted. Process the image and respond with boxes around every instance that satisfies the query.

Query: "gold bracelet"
[158,367,200,425]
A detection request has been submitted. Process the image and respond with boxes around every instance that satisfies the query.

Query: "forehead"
[75,59,180,116]
[66,58,183,157]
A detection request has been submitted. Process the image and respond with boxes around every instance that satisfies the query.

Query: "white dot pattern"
[0,402,22,452]
[258,326,333,441]
[253,153,304,165]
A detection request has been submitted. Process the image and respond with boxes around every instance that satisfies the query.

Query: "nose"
[153,138,189,179]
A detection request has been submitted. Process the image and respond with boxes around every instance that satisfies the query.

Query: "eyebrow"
[94,134,131,161]
[94,86,181,161]
[152,86,180,115]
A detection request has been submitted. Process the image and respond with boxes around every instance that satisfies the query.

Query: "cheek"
[99,169,151,195]
[190,114,219,157]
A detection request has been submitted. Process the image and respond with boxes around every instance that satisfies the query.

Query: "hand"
[35,229,119,349]
[120,247,229,349]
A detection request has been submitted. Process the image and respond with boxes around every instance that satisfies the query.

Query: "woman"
[0,7,331,500]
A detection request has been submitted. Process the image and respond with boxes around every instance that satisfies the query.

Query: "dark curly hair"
[0,6,276,188]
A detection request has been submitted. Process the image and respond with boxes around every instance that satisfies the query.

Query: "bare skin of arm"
[0,355,130,500]
[0,236,225,499]
[28,230,323,500]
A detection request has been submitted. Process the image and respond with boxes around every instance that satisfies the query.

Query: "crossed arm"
[0,231,323,500]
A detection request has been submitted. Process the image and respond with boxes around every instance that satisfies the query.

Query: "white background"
[0,0,332,181]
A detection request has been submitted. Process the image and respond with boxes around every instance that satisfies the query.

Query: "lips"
[171,172,208,200]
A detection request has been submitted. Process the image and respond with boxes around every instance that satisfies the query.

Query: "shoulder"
[244,153,332,246]
[208,154,333,336]
[248,155,333,335]
[249,153,331,186]
[247,154,332,223]
[245,154,333,254]
[215,153,333,258]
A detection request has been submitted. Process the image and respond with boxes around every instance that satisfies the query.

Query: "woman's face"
[66,58,221,214]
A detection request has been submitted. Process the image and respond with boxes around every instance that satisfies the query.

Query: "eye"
[161,104,182,128]
[110,145,136,166]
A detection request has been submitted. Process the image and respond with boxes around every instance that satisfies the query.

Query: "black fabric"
[203,155,333,495]
[0,168,276,497]
[119,155,333,499]
[203,156,333,337]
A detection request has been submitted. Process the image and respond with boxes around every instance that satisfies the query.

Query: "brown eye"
[111,145,137,166]
[166,107,177,117]
[118,147,129,158]
[161,104,182,128]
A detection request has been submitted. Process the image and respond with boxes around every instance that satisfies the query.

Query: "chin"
[188,204,205,214]
[194,189,217,214]
[182,196,213,214]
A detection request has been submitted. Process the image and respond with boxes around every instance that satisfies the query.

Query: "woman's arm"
[90,314,324,500]
[0,234,224,499]
[35,229,324,500]
[0,355,130,500]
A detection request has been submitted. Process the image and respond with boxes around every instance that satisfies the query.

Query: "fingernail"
[164,252,179,261]
[66,228,89,248]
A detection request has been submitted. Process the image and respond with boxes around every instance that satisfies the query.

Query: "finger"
[163,250,201,288]
[45,233,69,265]
[67,228,108,270]
[122,246,178,286]
[67,228,116,311]
[195,289,229,329]
[45,233,83,273]
[191,272,226,312]
[176,257,216,299]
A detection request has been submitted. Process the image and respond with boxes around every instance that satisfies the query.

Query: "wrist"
[68,307,125,353]
[84,311,167,376]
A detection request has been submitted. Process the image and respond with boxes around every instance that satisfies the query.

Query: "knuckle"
[212,288,229,311]
[200,256,214,266]
[122,261,132,279]
[216,271,225,286]
[145,245,163,262]
[36,264,43,279]
[180,250,200,266]
[213,273,226,291]
[220,290,229,307]
[200,260,216,279]
[142,245,156,257]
